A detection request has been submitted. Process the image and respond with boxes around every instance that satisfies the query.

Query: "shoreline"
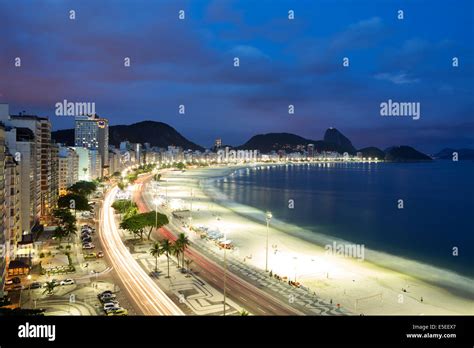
[157,164,474,315]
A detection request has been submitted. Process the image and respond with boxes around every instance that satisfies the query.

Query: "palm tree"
[149,242,163,273]
[160,239,173,278]
[172,242,181,269]
[176,233,190,271]
[43,281,57,295]
[184,259,193,275]
[239,309,250,316]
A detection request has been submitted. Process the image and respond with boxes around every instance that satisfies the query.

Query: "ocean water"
[213,161,474,277]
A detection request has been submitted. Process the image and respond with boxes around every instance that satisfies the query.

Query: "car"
[82,224,93,229]
[103,302,120,312]
[97,251,104,258]
[84,252,97,260]
[60,279,75,286]
[81,211,92,218]
[99,293,116,302]
[99,290,113,296]
[11,284,24,291]
[82,243,95,250]
[29,282,42,289]
[102,299,119,306]
[106,308,128,316]
[81,237,92,243]
[5,279,13,286]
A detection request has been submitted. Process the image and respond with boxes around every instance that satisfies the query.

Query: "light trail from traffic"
[99,186,184,316]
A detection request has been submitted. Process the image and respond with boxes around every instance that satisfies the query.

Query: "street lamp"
[265,211,272,272]
[216,216,227,316]
[153,198,159,229]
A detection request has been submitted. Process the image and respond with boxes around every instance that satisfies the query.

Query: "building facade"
[74,115,109,175]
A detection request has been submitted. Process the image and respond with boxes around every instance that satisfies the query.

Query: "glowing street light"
[153,198,160,229]
[265,211,272,272]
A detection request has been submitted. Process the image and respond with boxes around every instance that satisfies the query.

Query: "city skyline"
[0,0,473,152]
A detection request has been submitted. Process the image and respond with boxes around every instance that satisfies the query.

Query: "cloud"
[374,72,420,85]
[330,17,385,51]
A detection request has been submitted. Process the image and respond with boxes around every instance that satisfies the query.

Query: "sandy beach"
[151,164,474,315]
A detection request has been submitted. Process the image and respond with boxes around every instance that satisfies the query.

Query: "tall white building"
[58,146,79,195]
[74,115,109,174]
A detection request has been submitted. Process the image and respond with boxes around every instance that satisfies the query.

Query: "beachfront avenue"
[98,162,349,316]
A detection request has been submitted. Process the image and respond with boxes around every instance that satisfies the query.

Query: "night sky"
[1,0,473,151]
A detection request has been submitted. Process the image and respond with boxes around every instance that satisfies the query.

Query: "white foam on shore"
[199,165,474,301]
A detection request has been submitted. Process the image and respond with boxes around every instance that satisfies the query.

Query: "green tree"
[160,239,173,278]
[239,310,250,316]
[184,258,193,274]
[58,193,91,211]
[175,162,185,170]
[43,281,57,295]
[176,233,190,271]
[149,242,163,273]
[68,180,97,197]
[117,181,126,191]
[53,208,77,244]
[172,242,181,269]
[111,199,137,215]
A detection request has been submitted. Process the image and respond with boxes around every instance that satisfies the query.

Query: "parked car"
[29,282,42,289]
[102,299,119,306]
[99,293,116,302]
[12,284,24,291]
[84,252,97,260]
[106,308,128,316]
[82,224,93,229]
[5,279,14,286]
[97,251,104,258]
[60,279,75,286]
[103,302,120,312]
[82,243,95,250]
[99,290,113,296]
[81,237,92,243]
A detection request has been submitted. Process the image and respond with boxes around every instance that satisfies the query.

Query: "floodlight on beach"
[265,211,272,272]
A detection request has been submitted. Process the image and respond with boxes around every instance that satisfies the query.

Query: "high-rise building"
[0,123,6,297]
[58,146,79,195]
[4,150,22,262]
[74,115,109,173]
[307,144,315,158]
[214,138,222,149]
[50,143,59,212]
[7,115,53,224]
[4,127,41,232]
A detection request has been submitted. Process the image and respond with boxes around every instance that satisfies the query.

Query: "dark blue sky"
[1,0,473,151]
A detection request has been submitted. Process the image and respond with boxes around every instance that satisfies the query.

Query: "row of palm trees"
[149,233,190,278]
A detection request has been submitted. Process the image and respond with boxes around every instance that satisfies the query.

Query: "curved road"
[134,175,302,315]
[100,186,183,315]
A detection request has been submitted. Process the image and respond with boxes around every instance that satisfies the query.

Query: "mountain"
[237,133,312,153]
[434,148,474,160]
[358,147,385,160]
[324,127,356,154]
[384,146,432,161]
[237,130,345,153]
[52,120,203,151]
